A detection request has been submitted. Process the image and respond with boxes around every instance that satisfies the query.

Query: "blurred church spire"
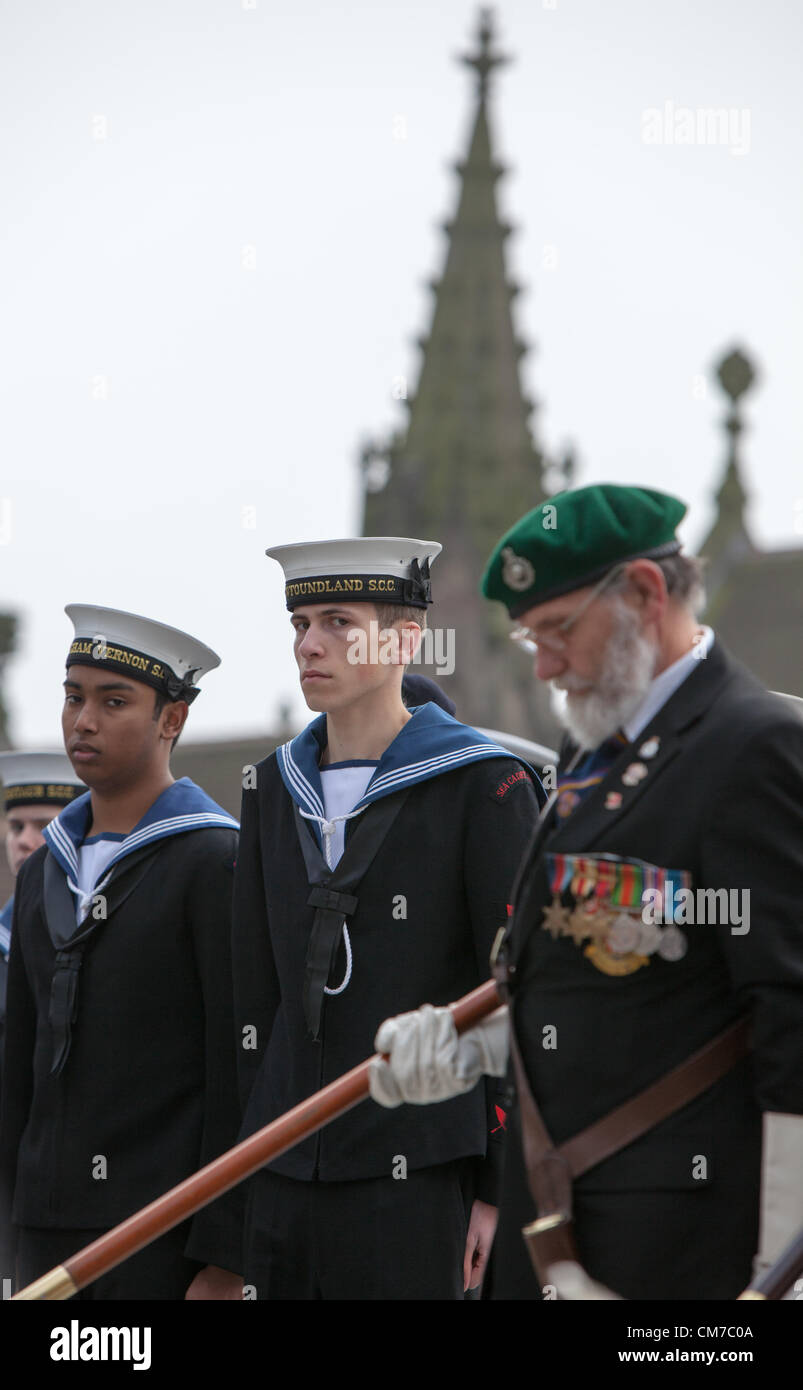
[360,9,556,738]
[700,346,757,597]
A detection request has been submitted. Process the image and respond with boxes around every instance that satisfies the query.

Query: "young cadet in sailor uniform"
[0,607,243,1300]
[369,485,803,1300]
[0,754,85,1098]
[228,538,544,1299]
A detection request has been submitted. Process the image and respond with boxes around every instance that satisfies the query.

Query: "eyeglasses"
[509,564,628,655]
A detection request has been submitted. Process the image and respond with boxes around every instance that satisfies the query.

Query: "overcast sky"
[2,0,801,746]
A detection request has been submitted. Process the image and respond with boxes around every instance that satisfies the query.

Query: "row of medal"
[541,892,688,962]
[540,852,691,973]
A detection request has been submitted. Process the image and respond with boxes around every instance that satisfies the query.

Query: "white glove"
[369,1004,510,1109]
[546,1261,622,1301]
[754,1112,803,1277]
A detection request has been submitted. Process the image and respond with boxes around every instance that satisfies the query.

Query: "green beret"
[481,483,688,618]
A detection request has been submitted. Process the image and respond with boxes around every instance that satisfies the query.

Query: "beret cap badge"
[500,546,535,592]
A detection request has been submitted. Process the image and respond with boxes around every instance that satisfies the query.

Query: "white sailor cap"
[0,751,86,812]
[64,605,221,705]
[266,537,443,611]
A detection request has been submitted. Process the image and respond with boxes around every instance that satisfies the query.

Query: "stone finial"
[714,346,758,464]
[459,8,510,99]
[716,347,756,404]
[708,345,757,561]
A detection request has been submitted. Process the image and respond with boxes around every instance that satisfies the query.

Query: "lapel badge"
[621,761,649,787]
[638,736,660,759]
[604,791,623,810]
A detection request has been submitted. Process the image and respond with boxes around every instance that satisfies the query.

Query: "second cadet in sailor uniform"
[0,754,85,1103]
[0,607,242,1299]
[225,536,545,1299]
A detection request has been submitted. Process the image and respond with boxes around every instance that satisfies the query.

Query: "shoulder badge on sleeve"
[493,767,531,801]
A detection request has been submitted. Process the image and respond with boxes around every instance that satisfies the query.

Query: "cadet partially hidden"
[0,753,85,1097]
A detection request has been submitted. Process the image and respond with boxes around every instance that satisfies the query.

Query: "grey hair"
[609,554,707,617]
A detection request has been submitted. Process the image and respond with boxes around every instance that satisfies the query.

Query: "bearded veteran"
[369,483,803,1300]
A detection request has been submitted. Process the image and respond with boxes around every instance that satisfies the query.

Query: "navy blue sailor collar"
[0,895,12,956]
[42,776,238,881]
[277,700,532,842]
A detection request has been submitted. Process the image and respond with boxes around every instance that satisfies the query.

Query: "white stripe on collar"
[365,742,511,799]
[276,707,532,823]
[278,741,326,818]
[45,802,237,880]
[118,810,237,855]
[46,813,80,876]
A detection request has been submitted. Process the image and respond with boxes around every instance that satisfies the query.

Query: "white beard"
[554,600,659,750]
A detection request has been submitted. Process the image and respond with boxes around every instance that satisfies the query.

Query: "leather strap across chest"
[505,988,751,1205]
[500,983,751,1287]
[561,1016,751,1179]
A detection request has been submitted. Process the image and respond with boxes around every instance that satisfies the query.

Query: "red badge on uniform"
[494,769,528,799]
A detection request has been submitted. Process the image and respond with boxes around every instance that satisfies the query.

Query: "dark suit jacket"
[492,640,803,1300]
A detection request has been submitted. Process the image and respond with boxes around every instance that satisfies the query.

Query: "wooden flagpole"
[12,978,502,1300]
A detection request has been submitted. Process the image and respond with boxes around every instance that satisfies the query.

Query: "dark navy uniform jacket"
[491,641,803,1300]
[0,780,241,1283]
[231,704,544,1207]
